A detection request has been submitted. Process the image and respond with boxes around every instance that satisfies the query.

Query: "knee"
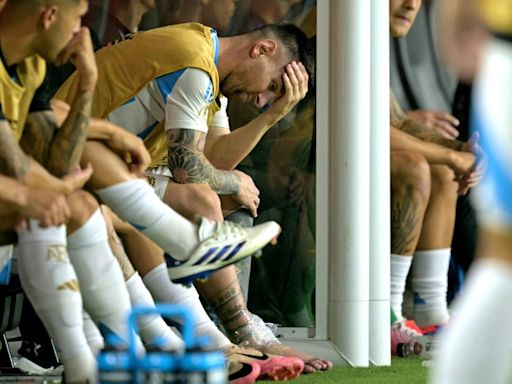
[391,152,431,201]
[430,165,458,194]
[67,190,99,230]
[189,184,222,220]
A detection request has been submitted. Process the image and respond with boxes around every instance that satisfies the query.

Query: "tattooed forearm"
[390,90,465,151]
[401,118,465,151]
[167,128,241,194]
[390,91,407,127]
[20,112,58,165]
[391,185,419,255]
[0,122,31,178]
[47,92,92,176]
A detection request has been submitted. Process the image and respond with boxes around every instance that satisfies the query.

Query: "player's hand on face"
[406,110,460,139]
[267,61,309,119]
[55,27,98,93]
[231,170,260,218]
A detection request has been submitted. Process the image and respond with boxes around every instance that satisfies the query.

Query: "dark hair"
[250,23,316,91]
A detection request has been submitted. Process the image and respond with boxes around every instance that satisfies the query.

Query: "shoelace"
[211,220,244,241]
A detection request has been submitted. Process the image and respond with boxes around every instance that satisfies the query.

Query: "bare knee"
[188,184,222,221]
[391,151,431,202]
[430,165,458,195]
[164,183,222,221]
[66,190,99,233]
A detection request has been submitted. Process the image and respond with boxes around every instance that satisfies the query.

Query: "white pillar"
[369,0,391,366]
[330,0,371,367]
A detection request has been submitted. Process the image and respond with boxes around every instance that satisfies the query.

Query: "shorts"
[144,165,173,201]
[471,38,512,228]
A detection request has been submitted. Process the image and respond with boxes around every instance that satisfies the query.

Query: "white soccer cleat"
[166,218,281,285]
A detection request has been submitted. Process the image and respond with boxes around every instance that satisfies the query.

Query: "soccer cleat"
[228,360,260,384]
[224,344,303,381]
[166,218,281,285]
[391,320,423,355]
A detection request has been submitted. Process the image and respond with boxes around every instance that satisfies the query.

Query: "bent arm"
[391,126,456,166]
[167,128,241,195]
[0,174,28,208]
[205,110,282,170]
[391,92,465,150]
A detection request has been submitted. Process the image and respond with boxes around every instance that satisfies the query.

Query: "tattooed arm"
[390,91,465,151]
[46,27,97,177]
[46,91,92,176]
[167,128,241,194]
[167,128,260,217]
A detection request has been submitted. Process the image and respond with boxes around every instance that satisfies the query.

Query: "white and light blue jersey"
[471,38,512,228]
[106,67,229,140]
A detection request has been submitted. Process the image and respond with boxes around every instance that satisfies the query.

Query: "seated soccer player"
[55,21,331,372]
[388,0,483,348]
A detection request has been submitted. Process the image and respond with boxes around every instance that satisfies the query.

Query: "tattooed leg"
[390,151,431,321]
[195,270,251,330]
[391,151,431,255]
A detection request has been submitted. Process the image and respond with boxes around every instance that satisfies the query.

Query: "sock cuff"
[17,222,66,243]
[95,179,151,203]
[142,263,168,285]
[412,248,451,278]
[67,208,107,249]
[391,254,413,274]
[413,248,451,258]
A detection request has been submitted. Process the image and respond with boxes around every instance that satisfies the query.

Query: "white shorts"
[144,165,173,201]
[471,38,512,229]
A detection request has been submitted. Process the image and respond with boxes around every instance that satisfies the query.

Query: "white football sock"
[143,263,231,349]
[67,208,142,351]
[431,259,512,384]
[16,221,96,383]
[126,272,184,351]
[95,179,199,260]
[391,254,413,322]
[411,248,451,326]
[82,311,105,355]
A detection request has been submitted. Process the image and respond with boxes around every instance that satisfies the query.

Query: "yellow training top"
[56,23,221,166]
[0,55,46,141]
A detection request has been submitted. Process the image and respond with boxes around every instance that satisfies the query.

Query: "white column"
[330,0,371,367]
[369,0,391,366]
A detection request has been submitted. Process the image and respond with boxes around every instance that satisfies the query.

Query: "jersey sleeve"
[164,68,215,133]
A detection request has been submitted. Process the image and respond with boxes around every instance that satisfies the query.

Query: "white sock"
[82,311,104,355]
[143,263,231,349]
[431,259,512,384]
[411,248,451,326]
[95,179,199,260]
[67,208,141,351]
[126,272,185,351]
[16,221,96,383]
[390,254,413,322]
